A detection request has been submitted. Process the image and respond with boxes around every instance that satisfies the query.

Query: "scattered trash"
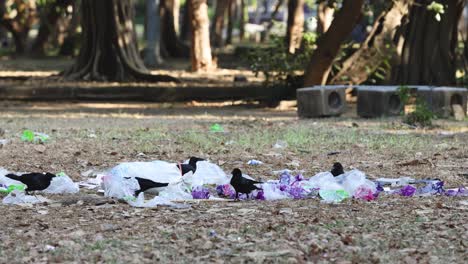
[0,184,25,194]
[273,140,288,149]
[210,123,224,133]
[319,190,349,203]
[247,159,263,165]
[0,139,8,147]
[2,190,49,205]
[21,130,49,143]
[43,172,79,194]
[192,186,211,199]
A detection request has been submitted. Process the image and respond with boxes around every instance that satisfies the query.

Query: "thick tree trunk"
[189,0,213,71]
[317,0,334,34]
[212,0,229,47]
[330,1,409,84]
[32,0,73,55]
[63,0,177,82]
[392,0,466,85]
[161,0,189,57]
[303,0,364,86]
[144,0,164,66]
[286,0,304,54]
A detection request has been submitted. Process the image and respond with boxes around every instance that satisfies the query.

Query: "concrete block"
[357,86,403,118]
[297,86,346,118]
[416,87,467,118]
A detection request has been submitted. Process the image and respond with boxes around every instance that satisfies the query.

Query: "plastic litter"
[3,190,49,205]
[209,123,224,133]
[273,140,288,149]
[319,190,349,203]
[184,160,230,187]
[192,186,211,199]
[43,173,79,194]
[0,184,25,194]
[21,130,49,143]
[247,159,263,165]
[398,185,417,196]
[0,139,8,146]
[126,193,190,209]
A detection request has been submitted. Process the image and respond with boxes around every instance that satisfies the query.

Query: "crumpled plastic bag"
[43,173,79,194]
[305,172,343,191]
[126,193,190,209]
[158,182,193,201]
[338,170,376,199]
[2,190,49,205]
[260,182,290,200]
[183,160,230,187]
[102,173,140,199]
[103,160,184,199]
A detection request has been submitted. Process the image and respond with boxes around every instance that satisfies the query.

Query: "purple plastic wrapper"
[216,184,236,198]
[399,185,417,197]
[289,186,306,199]
[192,186,211,199]
[445,187,467,197]
[279,173,291,185]
[255,190,266,200]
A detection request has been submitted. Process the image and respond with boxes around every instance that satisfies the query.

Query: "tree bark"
[392,0,466,85]
[317,0,334,34]
[239,0,246,41]
[160,0,189,57]
[212,0,229,47]
[189,0,213,71]
[303,0,364,86]
[286,0,304,54]
[59,0,80,56]
[144,0,164,66]
[226,0,237,45]
[330,1,409,84]
[63,0,177,82]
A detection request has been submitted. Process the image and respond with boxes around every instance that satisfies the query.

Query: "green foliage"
[427,1,445,21]
[247,32,317,86]
[397,86,435,127]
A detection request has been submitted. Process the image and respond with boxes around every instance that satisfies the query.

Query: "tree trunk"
[144,0,164,66]
[226,0,237,45]
[189,0,213,71]
[330,1,409,84]
[180,2,191,42]
[63,0,177,82]
[0,0,36,54]
[317,0,334,34]
[32,0,73,55]
[161,0,189,57]
[239,0,246,41]
[286,0,304,54]
[212,0,229,47]
[392,0,466,85]
[303,0,364,86]
[59,0,80,56]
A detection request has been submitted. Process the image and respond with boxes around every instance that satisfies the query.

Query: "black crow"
[179,157,205,175]
[230,168,262,200]
[134,177,169,197]
[331,162,344,176]
[5,172,56,194]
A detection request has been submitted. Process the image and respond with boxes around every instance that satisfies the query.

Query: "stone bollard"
[416,87,467,118]
[357,86,403,118]
[297,86,347,118]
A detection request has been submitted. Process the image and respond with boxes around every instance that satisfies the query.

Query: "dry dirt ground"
[0,101,467,263]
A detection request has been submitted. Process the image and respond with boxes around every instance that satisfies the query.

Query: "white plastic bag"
[127,193,190,208]
[158,182,193,201]
[339,170,376,197]
[2,190,49,205]
[260,182,290,200]
[110,161,182,184]
[306,172,343,191]
[183,160,230,187]
[44,174,79,194]
[102,173,140,199]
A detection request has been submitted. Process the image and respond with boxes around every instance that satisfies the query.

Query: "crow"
[179,157,205,175]
[5,172,56,194]
[331,162,344,176]
[134,177,169,197]
[230,168,262,200]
